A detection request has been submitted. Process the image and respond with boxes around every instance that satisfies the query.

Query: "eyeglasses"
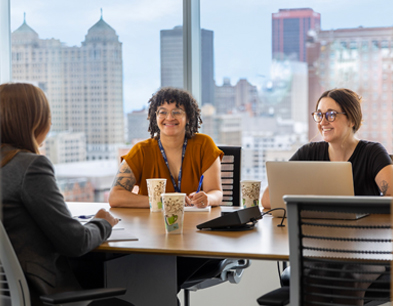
[156,108,186,119]
[311,111,346,123]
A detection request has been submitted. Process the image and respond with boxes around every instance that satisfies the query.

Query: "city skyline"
[10,0,393,113]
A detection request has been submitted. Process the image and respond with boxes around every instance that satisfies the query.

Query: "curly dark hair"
[148,87,202,139]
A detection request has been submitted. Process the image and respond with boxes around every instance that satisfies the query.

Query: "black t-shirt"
[290,140,392,196]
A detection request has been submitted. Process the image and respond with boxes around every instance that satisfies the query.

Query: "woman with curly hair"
[109,87,223,208]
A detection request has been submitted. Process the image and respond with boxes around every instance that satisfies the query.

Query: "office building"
[54,159,118,202]
[201,104,242,146]
[260,60,308,134]
[127,108,150,144]
[160,26,215,105]
[242,132,303,184]
[45,131,87,164]
[11,15,124,161]
[307,26,393,152]
[215,78,260,115]
[57,178,95,202]
[214,78,236,114]
[272,8,320,62]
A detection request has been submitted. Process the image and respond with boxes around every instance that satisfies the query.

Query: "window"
[4,0,393,196]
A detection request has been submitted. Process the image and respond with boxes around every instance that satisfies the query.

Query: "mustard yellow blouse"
[122,134,224,196]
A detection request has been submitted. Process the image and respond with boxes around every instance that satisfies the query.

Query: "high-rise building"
[272,8,320,62]
[127,108,150,144]
[215,78,260,115]
[160,26,215,105]
[202,112,242,146]
[307,26,393,152]
[45,131,87,164]
[215,78,236,114]
[260,60,308,132]
[11,15,124,161]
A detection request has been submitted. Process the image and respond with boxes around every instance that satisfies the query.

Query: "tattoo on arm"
[112,161,136,192]
[380,180,389,196]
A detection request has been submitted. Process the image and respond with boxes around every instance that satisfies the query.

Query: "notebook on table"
[107,228,138,242]
[266,161,366,220]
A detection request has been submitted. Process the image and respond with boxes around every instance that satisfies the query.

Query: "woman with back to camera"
[109,86,223,208]
[262,88,393,209]
[0,83,125,305]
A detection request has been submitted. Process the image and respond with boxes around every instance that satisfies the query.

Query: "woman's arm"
[375,164,393,196]
[21,156,113,257]
[261,186,271,209]
[189,157,223,207]
[108,161,149,208]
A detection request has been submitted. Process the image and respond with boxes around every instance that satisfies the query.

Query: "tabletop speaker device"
[196,206,262,231]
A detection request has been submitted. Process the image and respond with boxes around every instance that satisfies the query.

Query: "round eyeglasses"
[311,111,346,123]
[156,108,186,119]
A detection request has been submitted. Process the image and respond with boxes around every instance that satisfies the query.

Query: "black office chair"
[219,146,241,207]
[258,195,391,306]
[181,146,250,306]
[0,221,129,306]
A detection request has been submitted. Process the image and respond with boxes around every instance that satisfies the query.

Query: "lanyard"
[158,137,188,193]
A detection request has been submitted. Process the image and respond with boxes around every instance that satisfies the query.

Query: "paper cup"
[161,193,185,234]
[241,180,261,209]
[147,179,167,212]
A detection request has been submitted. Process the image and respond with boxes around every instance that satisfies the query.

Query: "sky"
[10,0,393,114]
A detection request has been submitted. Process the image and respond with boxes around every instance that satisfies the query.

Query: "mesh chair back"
[0,221,31,306]
[286,195,392,306]
[218,146,241,206]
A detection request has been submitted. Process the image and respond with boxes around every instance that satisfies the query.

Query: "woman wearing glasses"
[109,87,223,208]
[108,87,224,295]
[262,88,393,209]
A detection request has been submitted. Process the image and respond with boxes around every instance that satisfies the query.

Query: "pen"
[196,175,204,193]
[74,214,94,219]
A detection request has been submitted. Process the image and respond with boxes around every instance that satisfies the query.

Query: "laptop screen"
[266,161,354,217]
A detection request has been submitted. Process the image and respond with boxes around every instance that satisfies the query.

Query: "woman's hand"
[189,191,209,208]
[94,208,119,227]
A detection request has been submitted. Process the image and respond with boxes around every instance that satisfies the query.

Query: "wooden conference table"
[67,202,391,305]
[68,202,288,305]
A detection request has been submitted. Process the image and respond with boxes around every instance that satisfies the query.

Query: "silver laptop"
[266,161,365,219]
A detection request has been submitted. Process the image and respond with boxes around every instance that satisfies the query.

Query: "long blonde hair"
[0,83,50,155]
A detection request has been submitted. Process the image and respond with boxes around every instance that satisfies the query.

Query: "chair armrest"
[40,288,126,304]
[280,266,290,287]
[257,287,289,306]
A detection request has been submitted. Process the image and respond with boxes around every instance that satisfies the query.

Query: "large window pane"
[11,1,182,201]
[201,1,393,185]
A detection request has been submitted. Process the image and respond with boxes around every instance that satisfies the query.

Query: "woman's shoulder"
[12,151,51,167]
[122,138,157,161]
[356,140,389,155]
[188,134,220,151]
[128,138,157,152]
[189,133,215,145]
[134,138,156,147]
[4,151,54,177]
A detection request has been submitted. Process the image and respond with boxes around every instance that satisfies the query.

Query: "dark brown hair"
[0,83,51,153]
[147,87,202,139]
[316,88,362,133]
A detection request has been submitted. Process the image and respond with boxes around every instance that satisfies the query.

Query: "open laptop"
[266,161,366,219]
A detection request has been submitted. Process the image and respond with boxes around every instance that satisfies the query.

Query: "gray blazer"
[2,151,112,302]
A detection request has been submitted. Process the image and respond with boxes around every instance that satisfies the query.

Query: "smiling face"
[156,101,187,139]
[317,97,354,144]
